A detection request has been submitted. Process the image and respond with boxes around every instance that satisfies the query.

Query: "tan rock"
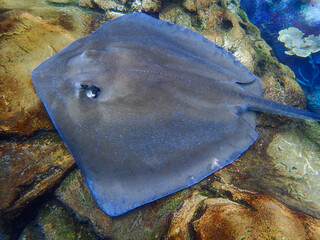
[168,186,320,240]
[0,0,45,9]
[0,10,69,135]
[93,0,126,11]
[0,7,105,135]
[183,0,197,12]
[54,169,111,235]
[266,128,320,218]
[19,200,99,240]
[54,169,189,239]
[159,4,192,28]
[105,11,124,19]
[142,0,161,12]
[0,132,74,219]
[131,0,142,12]
[46,0,73,3]
[167,191,207,239]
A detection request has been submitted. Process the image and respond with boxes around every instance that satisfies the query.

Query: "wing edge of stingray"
[87,129,258,217]
[99,12,261,88]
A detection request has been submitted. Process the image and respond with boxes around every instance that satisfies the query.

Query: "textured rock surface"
[1,0,320,239]
[266,126,320,217]
[219,117,320,219]
[0,132,74,219]
[159,3,193,29]
[0,0,46,9]
[46,0,162,13]
[93,0,127,12]
[19,200,101,240]
[166,191,208,239]
[142,0,161,12]
[0,6,105,135]
[167,184,320,239]
[54,169,189,239]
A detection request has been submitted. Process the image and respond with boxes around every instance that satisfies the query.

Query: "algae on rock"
[19,200,101,240]
[54,168,189,239]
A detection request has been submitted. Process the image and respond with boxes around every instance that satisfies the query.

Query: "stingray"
[31,12,320,217]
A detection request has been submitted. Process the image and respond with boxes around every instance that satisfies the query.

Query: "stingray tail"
[247,96,320,121]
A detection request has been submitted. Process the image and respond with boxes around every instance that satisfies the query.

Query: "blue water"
[241,0,320,111]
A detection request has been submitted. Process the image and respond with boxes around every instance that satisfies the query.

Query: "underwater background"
[241,0,320,112]
[1,0,320,239]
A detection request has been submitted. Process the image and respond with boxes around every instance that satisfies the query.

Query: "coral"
[278,27,320,57]
[278,27,320,92]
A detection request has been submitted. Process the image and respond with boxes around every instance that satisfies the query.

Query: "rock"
[142,0,161,12]
[0,6,106,135]
[105,11,124,20]
[166,191,207,239]
[300,119,320,144]
[266,127,320,218]
[18,223,46,240]
[167,184,320,239]
[0,131,74,219]
[46,0,73,4]
[216,119,320,219]
[93,0,127,12]
[45,0,93,8]
[131,0,143,12]
[54,169,189,239]
[46,0,129,11]
[19,200,101,240]
[183,0,197,12]
[159,4,193,28]
[47,0,160,13]
[0,0,46,9]
[77,0,96,8]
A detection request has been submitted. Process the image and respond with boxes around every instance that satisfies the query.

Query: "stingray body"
[32,13,320,216]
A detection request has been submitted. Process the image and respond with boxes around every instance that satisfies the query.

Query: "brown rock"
[54,169,189,239]
[142,0,161,12]
[18,199,102,240]
[46,0,73,3]
[159,4,192,28]
[167,191,207,239]
[46,0,96,8]
[0,0,46,9]
[0,132,74,219]
[266,128,320,218]
[0,6,105,135]
[167,185,320,240]
[93,0,127,11]
[183,0,197,12]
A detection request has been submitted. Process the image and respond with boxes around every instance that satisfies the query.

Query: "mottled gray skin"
[31,13,320,216]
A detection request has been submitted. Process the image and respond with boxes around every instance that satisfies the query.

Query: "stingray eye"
[81,84,101,99]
